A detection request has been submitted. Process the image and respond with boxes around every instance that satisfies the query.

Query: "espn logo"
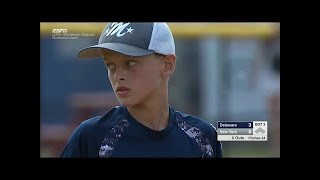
[52,29,67,33]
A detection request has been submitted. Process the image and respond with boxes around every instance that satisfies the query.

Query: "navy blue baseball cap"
[78,22,175,59]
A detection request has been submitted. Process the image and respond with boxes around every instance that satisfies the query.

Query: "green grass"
[223,147,279,158]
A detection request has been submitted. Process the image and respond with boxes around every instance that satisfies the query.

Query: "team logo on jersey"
[104,22,134,37]
[99,144,114,157]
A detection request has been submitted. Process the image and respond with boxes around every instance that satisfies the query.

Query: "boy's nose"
[114,69,125,81]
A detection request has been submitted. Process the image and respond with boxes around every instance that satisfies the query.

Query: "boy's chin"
[119,100,137,107]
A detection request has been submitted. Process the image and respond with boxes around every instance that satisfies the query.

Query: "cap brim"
[78,43,154,59]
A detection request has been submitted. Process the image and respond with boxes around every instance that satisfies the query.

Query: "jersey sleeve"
[214,135,223,158]
[210,123,223,158]
[60,120,93,158]
[60,125,82,158]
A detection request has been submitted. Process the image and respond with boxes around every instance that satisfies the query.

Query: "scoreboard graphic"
[217,121,267,141]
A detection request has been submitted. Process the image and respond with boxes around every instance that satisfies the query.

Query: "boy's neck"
[126,91,169,131]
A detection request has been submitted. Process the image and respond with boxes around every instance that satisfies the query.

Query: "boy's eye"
[106,64,115,70]
[127,61,136,67]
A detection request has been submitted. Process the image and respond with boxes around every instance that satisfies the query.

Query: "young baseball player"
[60,22,223,158]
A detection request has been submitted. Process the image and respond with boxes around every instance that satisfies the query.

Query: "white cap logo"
[104,22,134,37]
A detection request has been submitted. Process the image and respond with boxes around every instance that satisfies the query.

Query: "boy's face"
[101,49,165,107]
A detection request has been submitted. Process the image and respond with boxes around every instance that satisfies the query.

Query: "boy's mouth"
[116,86,131,98]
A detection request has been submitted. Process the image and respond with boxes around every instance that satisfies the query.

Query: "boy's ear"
[162,54,176,78]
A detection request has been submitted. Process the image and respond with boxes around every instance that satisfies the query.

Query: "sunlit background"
[40,22,280,157]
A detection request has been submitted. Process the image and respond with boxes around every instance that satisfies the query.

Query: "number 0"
[248,123,251,127]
